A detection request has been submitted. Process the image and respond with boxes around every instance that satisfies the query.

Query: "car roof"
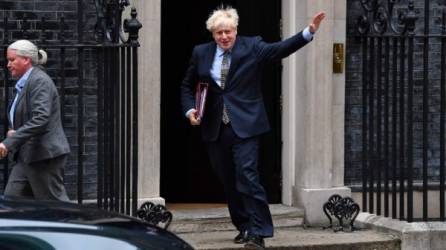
[0,196,193,249]
[0,196,142,226]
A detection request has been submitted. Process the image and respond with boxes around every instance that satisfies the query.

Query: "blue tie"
[9,81,24,128]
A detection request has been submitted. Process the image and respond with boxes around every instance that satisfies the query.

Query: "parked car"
[0,196,193,250]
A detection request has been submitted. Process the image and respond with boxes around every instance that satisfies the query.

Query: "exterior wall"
[344,0,366,186]
[281,0,348,225]
[0,1,83,41]
[128,0,163,204]
[352,190,445,219]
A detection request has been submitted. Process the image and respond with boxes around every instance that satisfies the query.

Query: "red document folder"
[195,82,209,120]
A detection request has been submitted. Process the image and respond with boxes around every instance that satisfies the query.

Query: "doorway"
[160,0,282,203]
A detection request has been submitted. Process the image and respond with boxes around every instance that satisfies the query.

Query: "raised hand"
[309,11,326,33]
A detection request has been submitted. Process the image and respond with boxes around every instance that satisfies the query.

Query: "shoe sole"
[244,242,265,250]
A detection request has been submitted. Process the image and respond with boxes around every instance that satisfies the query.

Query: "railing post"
[2,15,9,189]
[123,7,141,215]
[404,0,417,223]
[421,0,430,222]
[441,9,446,222]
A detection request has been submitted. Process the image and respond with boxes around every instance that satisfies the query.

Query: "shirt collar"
[216,46,231,57]
[16,67,33,91]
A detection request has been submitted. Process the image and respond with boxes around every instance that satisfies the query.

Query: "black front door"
[160,0,282,203]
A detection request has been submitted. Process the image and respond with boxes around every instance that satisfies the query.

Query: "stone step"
[169,204,304,234]
[177,228,401,250]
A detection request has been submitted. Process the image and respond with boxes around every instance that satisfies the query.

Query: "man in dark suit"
[181,6,325,249]
[1,40,70,201]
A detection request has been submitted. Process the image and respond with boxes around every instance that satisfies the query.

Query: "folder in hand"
[195,82,209,120]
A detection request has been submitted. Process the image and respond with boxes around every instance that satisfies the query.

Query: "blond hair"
[8,40,47,65]
[206,6,239,32]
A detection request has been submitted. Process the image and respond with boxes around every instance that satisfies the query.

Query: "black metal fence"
[355,0,446,222]
[0,1,141,215]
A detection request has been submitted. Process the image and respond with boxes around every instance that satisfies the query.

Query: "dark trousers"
[4,154,69,201]
[208,123,273,237]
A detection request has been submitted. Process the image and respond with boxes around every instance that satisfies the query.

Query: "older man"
[181,6,326,249]
[1,40,70,201]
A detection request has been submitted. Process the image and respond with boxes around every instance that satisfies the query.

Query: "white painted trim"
[281,0,298,206]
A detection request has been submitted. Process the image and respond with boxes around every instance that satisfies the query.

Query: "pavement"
[167,204,401,250]
[178,227,400,250]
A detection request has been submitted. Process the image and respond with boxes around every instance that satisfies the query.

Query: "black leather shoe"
[234,230,248,244]
[244,235,265,249]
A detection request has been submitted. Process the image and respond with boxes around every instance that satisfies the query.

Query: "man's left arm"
[255,11,326,61]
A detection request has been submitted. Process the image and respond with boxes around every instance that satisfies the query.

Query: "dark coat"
[3,67,70,163]
[181,32,310,141]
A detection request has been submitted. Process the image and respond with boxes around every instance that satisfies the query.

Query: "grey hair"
[8,40,47,65]
[206,6,239,32]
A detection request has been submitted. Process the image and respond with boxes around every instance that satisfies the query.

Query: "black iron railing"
[0,1,141,216]
[355,0,446,222]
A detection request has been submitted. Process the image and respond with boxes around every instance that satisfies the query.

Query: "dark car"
[0,196,193,250]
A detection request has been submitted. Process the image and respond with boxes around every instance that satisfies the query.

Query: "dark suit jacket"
[181,31,310,142]
[3,67,70,163]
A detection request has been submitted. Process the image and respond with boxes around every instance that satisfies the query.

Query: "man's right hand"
[0,143,8,159]
[189,110,201,126]
[188,110,201,126]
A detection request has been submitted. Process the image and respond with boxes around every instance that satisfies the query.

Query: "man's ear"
[24,57,32,66]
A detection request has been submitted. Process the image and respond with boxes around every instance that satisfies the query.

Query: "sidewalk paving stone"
[178,227,400,250]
